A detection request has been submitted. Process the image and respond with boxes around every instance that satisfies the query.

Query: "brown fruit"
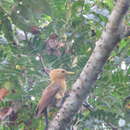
[0,88,9,101]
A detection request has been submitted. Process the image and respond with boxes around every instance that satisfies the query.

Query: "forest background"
[0,0,130,129]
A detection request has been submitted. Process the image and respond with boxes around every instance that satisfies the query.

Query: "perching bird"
[35,68,74,128]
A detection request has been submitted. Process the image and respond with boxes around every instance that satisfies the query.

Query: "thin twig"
[37,54,49,76]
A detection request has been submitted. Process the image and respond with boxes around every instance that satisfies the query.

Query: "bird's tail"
[34,106,40,118]
[34,105,47,118]
[34,107,49,130]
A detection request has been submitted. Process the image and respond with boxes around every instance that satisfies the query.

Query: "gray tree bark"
[48,0,130,129]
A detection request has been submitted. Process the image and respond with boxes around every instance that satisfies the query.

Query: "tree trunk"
[48,0,130,129]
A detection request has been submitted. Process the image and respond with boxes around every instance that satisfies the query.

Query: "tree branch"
[37,54,50,76]
[48,0,130,129]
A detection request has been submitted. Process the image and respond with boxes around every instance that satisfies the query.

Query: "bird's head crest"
[50,69,74,80]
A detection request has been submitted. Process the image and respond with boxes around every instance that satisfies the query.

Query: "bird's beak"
[66,71,75,75]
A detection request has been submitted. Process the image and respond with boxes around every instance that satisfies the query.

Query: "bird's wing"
[35,82,60,118]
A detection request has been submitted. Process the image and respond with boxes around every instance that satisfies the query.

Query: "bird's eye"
[61,70,65,73]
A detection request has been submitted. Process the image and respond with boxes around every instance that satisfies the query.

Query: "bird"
[35,68,74,129]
